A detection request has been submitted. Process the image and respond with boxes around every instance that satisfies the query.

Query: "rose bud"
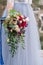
[24,16,26,19]
[18,32,21,35]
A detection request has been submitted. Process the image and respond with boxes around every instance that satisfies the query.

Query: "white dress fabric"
[2,0,41,65]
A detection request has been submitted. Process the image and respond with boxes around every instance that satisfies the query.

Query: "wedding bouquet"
[3,10,29,57]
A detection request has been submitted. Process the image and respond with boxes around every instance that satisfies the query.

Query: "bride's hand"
[7,0,14,17]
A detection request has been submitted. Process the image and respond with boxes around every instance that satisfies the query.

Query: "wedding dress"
[1,0,41,65]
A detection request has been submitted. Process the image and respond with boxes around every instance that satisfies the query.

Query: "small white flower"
[20,21,22,23]
[26,17,29,21]
[7,38,9,42]
[10,29,12,32]
[23,19,26,22]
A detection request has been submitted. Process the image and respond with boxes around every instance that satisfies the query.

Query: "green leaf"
[9,10,17,16]
[10,10,16,13]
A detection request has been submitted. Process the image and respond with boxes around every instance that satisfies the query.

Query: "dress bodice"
[7,0,32,4]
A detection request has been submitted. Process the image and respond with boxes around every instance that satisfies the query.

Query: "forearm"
[7,0,14,16]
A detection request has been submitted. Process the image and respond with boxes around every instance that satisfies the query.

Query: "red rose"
[18,21,27,28]
[19,16,23,20]
[22,21,27,27]
[18,23,22,28]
